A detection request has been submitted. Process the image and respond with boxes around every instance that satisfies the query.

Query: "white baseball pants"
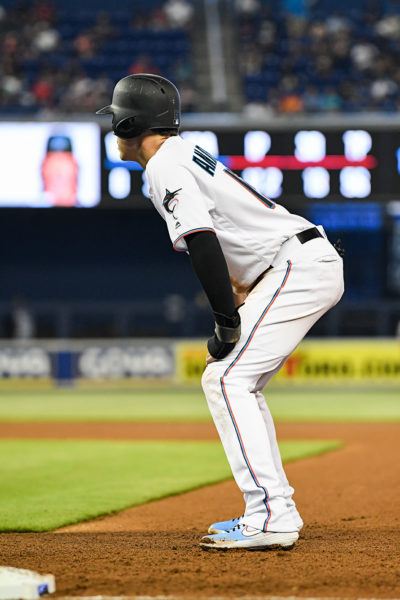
[202,232,344,532]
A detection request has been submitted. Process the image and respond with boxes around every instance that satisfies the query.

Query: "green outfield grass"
[0,387,399,422]
[0,438,341,532]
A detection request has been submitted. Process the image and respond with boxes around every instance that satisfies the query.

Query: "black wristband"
[207,309,241,360]
[213,309,241,342]
[215,322,240,343]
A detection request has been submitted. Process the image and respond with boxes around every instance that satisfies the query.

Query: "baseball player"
[97,74,344,550]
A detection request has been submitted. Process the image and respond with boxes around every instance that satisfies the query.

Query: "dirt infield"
[0,421,399,598]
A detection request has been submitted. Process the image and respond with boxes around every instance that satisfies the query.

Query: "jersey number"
[224,168,275,209]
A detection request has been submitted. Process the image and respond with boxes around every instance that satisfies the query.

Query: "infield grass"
[0,387,399,422]
[0,438,341,531]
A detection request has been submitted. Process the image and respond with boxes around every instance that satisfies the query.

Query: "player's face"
[116,135,140,161]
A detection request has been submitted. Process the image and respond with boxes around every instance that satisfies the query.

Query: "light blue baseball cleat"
[208,515,243,534]
[200,524,299,550]
[208,514,303,534]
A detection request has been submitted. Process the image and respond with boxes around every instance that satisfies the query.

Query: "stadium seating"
[0,0,193,114]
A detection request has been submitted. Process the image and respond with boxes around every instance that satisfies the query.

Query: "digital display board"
[0,122,101,207]
[101,128,400,206]
[0,123,399,207]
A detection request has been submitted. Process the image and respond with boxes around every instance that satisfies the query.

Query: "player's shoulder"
[149,135,194,170]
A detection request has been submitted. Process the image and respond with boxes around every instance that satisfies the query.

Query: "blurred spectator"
[164,0,193,29]
[370,77,397,104]
[128,54,161,76]
[325,12,351,35]
[33,23,59,53]
[279,92,303,113]
[164,294,186,323]
[1,74,23,104]
[9,296,36,340]
[129,8,148,30]
[258,18,277,49]
[91,12,116,44]
[320,86,342,112]
[235,0,260,16]
[31,75,54,105]
[171,57,193,83]
[243,99,275,118]
[73,31,98,58]
[59,73,112,113]
[350,40,378,71]
[283,0,308,17]
[375,14,400,40]
[303,85,322,112]
[149,4,168,30]
[31,0,56,24]
[240,44,263,76]
[179,82,198,112]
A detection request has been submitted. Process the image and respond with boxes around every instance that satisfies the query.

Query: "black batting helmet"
[96,73,181,139]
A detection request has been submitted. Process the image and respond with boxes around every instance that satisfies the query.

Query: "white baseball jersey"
[146,136,314,289]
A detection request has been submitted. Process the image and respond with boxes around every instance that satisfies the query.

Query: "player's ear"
[114,117,142,139]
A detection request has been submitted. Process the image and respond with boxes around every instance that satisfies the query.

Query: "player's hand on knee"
[206,353,216,365]
[207,309,241,360]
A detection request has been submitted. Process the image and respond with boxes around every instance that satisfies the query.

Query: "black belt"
[247,227,324,294]
[248,227,324,294]
[296,227,323,244]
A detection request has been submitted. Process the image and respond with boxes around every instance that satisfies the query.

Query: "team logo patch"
[162,188,182,214]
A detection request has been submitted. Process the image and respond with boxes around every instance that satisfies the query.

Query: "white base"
[0,566,55,600]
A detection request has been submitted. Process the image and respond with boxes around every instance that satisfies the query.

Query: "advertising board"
[0,339,398,386]
[175,339,400,386]
[0,341,175,383]
[0,122,100,207]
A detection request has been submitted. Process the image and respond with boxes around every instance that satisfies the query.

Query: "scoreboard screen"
[102,128,400,206]
[0,122,399,207]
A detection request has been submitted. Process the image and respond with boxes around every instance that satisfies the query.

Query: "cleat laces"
[230,523,244,532]
[232,515,243,524]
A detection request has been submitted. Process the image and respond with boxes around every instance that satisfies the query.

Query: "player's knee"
[201,361,225,394]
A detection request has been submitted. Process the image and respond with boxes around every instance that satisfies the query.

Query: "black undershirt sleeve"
[185,230,236,317]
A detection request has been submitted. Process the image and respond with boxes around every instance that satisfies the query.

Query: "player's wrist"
[213,309,241,344]
[207,309,241,360]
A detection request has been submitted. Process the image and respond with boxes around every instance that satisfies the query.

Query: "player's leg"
[250,247,343,531]
[254,390,303,531]
[202,355,296,533]
[248,359,302,529]
[201,250,343,543]
[207,368,303,534]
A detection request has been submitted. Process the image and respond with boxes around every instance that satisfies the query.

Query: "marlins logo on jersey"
[162,188,182,214]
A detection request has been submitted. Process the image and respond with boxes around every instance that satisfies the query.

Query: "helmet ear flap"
[114,116,145,139]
